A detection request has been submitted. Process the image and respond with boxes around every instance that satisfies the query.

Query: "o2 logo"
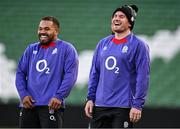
[36,59,50,74]
[105,56,119,74]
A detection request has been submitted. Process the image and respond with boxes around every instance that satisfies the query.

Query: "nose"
[113,18,120,23]
[113,16,120,21]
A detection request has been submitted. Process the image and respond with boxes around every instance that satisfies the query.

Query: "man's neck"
[53,36,58,41]
[114,30,131,39]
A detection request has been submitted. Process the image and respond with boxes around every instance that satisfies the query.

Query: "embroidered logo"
[50,115,56,121]
[52,48,57,54]
[19,111,22,117]
[49,109,56,121]
[124,121,129,128]
[33,50,38,55]
[122,46,128,53]
[103,46,107,51]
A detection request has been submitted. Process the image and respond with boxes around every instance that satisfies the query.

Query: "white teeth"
[41,35,47,38]
[114,23,121,26]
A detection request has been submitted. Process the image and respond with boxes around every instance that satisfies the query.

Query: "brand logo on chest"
[103,46,107,51]
[33,50,38,55]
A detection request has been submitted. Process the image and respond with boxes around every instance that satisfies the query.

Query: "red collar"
[112,37,127,45]
[40,42,56,49]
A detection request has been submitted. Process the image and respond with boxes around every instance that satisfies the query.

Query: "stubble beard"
[38,34,54,45]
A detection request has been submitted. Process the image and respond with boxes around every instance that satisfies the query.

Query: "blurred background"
[0,0,180,128]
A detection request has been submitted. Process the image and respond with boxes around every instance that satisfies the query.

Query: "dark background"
[0,104,180,128]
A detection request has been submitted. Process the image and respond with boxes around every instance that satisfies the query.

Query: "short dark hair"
[41,16,60,29]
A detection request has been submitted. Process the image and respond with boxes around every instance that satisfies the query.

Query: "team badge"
[122,46,128,53]
[52,48,57,54]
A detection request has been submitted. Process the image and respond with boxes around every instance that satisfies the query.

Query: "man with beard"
[85,5,150,128]
[15,16,79,128]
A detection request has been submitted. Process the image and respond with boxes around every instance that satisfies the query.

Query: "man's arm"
[84,43,101,118]
[15,47,30,100]
[15,46,34,108]
[52,45,79,102]
[133,42,150,110]
[86,43,100,103]
[130,41,150,123]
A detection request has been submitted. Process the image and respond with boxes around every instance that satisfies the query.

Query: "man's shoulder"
[56,39,77,51]
[24,42,39,51]
[56,40,74,47]
[56,39,71,46]
[132,34,149,51]
[100,35,114,42]
[132,34,146,43]
[132,34,148,46]
[29,42,39,48]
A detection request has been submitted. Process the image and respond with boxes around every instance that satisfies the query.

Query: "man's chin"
[113,29,123,33]
[39,40,51,45]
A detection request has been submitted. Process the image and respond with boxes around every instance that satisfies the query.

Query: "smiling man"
[15,16,79,128]
[38,18,59,45]
[85,5,150,128]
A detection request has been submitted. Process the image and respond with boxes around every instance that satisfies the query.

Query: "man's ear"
[128,23,131,29]
[55,28,60,35]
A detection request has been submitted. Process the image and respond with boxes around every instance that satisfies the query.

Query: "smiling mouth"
[39,35,49,40]
[41,35,48,38]
[114,23,121,26]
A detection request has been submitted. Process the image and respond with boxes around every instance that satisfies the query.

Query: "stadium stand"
[1,0,180,127]
[0,0,180,107]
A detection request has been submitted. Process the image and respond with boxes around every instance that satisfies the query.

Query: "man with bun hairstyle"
[85,5,150,128]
